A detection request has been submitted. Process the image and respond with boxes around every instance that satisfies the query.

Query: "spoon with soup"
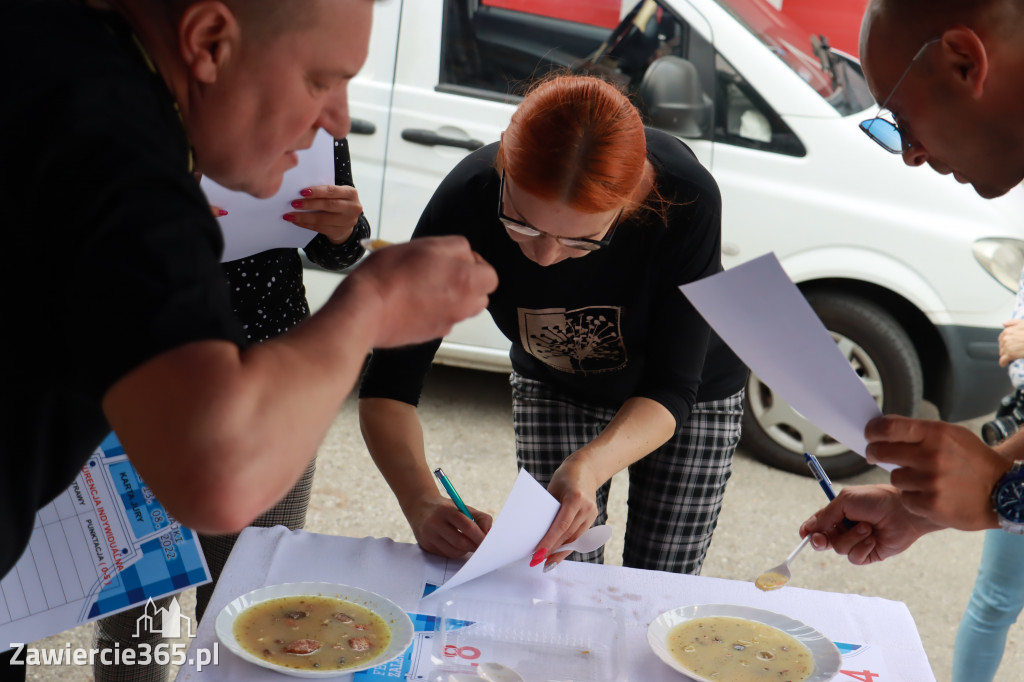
[755,535,811,591]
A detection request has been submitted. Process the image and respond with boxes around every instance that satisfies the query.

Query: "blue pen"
[804,453,856,529]
[433,467,475,521]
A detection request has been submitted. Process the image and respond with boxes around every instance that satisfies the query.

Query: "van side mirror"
[638,56,712,139]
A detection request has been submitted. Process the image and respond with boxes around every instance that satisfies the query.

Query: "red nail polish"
[300,188,313,197]
[216,209,228,217]
[530,548,547,568]
[282,214,296,222]
[291,200,303,209]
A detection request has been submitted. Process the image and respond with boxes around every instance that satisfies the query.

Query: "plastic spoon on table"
[477,662,525,682]
[446,663,524,682]
[551,524,614,556]
[755,535,811,591]
[531,524,613,572]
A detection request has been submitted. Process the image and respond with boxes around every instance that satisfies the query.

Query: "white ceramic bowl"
[215,581,414,678]
[647,604,841,682]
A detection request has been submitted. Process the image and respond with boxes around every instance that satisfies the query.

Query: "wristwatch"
[991,461,1024,534]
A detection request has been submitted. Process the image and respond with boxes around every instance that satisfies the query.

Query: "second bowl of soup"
[647,604,840,682]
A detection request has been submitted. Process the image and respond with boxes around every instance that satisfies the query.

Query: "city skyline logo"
[133,597,195,639]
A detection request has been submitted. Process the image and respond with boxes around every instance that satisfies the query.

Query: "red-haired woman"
[359,75,747,575]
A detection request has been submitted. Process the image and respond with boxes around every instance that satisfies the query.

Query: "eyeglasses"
[859,38,940,153]
[497,169,621,252]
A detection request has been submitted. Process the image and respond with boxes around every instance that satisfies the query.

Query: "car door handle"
[349,118,376,135]
[401,128,484,151]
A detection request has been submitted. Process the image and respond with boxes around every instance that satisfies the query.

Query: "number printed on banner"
[442,645,481,661]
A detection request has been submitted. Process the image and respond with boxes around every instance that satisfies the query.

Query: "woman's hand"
[528,398,675,571]
[283,184,364,244]
[407,498,493,559]
[531,456,603,570]
[999,319,1024,366]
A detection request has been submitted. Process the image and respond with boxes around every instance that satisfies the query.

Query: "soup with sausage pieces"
[233,596,391,671]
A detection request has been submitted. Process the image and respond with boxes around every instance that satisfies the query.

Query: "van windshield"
[711,0,875,115]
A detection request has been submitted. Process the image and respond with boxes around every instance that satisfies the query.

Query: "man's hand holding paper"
[679,253,1011,565]
[865,415,1010,531]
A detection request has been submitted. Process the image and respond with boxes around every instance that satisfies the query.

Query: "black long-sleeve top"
[360,129,747,426]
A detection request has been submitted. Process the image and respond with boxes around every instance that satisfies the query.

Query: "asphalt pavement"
[27,365,1022,681]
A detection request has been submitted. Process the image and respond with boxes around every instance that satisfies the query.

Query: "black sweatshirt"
[360,129,748,425]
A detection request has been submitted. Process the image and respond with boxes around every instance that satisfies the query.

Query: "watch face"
[996,479,1024,523]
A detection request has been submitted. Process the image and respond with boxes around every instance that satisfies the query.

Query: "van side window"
[440,0,614,100]
[713,55,806,157]
[439,0,705,101]
[439,0,804,156]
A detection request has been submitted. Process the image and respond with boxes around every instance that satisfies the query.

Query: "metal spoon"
[755,535,811,591]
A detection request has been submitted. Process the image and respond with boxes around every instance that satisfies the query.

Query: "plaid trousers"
[511,372,743,575]
[92,459,316,682]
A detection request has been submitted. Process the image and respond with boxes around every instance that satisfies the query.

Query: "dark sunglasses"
[497,169,620,252]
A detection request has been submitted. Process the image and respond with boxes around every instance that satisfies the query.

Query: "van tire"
[740,292,923,480]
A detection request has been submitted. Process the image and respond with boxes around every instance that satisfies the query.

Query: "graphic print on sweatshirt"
[518,305,627,374]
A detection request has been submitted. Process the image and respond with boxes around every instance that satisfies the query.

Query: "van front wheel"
[740,292,923,480]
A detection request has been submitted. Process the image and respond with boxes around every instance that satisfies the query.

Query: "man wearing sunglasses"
[858,2,1024,200]
[802,0,1024,560]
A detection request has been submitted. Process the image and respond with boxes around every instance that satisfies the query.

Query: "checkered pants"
[92,459,316,682]
[511,372,742,575]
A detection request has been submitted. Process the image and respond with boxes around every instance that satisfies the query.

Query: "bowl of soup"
[215,582,414,678]
[647,604,840,682]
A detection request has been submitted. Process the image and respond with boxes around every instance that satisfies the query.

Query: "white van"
[304,0,1024,478]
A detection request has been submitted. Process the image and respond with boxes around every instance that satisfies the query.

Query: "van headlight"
[974,238,1024,292]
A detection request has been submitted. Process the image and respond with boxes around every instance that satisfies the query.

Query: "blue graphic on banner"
[88,526,208,618]
[0,432,211,647]
[353,613,474,681]
[82,435,210,618]
[836,641,863,655]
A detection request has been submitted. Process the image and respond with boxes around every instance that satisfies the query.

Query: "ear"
[939,26,988,99]
[177,1,240,84]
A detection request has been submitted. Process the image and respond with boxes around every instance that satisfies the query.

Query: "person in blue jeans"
[952,266,1024,682]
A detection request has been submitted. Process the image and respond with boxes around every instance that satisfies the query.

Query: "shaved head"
[863,0,1024,55]
[158,0,320,41]
[870,0,1010,19]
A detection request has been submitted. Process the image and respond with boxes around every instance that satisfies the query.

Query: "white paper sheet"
[200,129,336,262]
[680,253,891,469]
[427,469,560,597]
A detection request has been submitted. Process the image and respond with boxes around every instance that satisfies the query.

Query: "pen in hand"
[804,453,856,529]
[433,467,475,522]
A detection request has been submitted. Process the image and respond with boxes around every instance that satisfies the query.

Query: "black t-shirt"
[360,129,748,422]
[0,1,245,577]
